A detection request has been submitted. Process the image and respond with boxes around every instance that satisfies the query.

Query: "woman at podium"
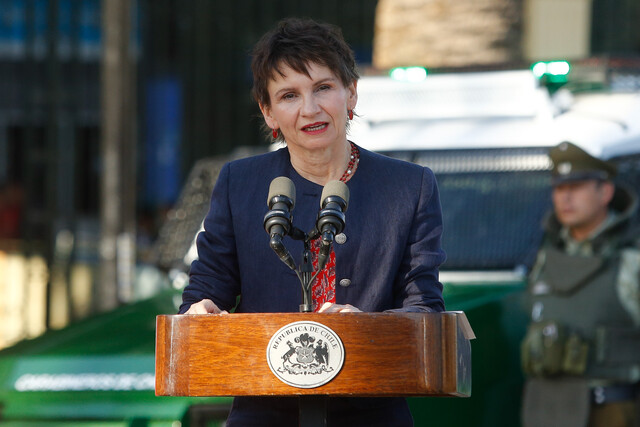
[179,17,446,426]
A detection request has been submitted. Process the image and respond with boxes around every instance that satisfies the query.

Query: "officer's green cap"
[549,141,617,186]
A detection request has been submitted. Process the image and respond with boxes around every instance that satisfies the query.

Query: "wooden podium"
[156,311,474,424]
[156,311,474,396]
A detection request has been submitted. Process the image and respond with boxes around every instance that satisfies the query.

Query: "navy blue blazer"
[180,145,446,314]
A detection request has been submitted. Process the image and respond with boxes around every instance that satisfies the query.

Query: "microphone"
[315,180,349,270]
[264,177,297,270]
[264,177,296,237]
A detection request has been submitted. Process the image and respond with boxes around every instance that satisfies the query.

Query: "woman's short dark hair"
[251,17,360,109]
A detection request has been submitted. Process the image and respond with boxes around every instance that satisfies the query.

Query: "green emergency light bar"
[389,66,428,82]
[531,60,571,83]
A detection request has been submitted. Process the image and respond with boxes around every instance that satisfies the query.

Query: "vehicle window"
[381,148,553,271]
[436,171,551,270]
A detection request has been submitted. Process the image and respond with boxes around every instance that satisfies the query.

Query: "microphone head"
[267,176,296,209]
[321,180,349,211]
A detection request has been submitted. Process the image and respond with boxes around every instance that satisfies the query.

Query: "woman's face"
[260,61,357,152]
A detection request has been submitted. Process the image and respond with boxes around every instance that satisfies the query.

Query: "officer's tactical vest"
[523,244,640,382]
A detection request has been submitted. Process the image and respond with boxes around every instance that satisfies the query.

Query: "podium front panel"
[155,312,472,397]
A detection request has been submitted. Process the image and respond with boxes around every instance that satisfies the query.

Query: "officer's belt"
[591,383,639,405]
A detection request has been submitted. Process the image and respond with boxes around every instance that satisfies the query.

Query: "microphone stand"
[290,229,326,314]
[299,239,314,313]
[296,232,329,427]
[275,225,329,314]
[274,227,329,426]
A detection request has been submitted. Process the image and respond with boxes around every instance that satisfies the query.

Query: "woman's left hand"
[317,302,362,313]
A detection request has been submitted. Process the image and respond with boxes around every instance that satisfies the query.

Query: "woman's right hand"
[184,299,229,315]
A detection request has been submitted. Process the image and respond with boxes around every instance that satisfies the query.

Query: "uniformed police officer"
[521,141,640,427]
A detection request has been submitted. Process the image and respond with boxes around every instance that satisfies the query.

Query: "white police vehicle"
[349,62,640,279]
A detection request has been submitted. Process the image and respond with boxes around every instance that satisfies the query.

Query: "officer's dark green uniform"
[521,142,640,427]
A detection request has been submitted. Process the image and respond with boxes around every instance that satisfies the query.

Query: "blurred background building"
[0,0,638,349]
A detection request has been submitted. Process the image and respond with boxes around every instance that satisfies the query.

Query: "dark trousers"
[523,378,640,427]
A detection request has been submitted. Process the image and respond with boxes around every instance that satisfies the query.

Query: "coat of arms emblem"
[267,321,344,388]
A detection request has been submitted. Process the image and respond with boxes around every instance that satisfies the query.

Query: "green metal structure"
[0,289,231,426]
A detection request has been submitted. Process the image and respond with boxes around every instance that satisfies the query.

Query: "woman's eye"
[317,84,331,92]
[282,93,296,101]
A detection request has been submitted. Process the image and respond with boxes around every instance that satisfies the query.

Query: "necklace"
[339,142,360,182]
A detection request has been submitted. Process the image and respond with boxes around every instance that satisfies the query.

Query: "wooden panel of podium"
[155,311,474,399]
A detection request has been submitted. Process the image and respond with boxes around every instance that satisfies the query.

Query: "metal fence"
[143,0,380,171]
